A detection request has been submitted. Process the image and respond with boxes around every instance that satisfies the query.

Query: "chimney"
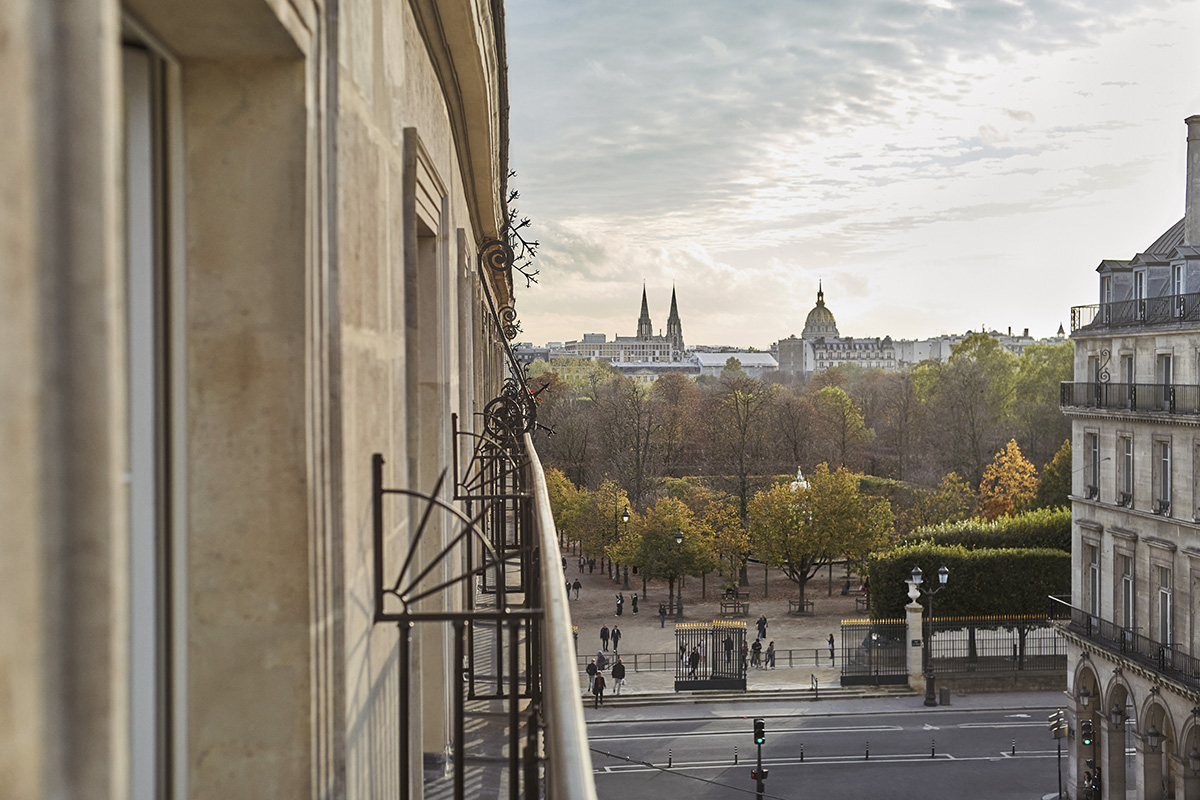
[1187,115,1200,246]
[1007,326,1012,336]
[1023,328,1029,337]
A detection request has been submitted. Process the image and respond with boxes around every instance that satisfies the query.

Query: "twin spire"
[636,283,685,353]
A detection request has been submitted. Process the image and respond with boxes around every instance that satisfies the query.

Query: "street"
[588,705,1062,800]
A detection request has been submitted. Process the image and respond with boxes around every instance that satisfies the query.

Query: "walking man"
[756,614,768,641]
[765,641,775,668]
[612,659,626,695]
[572,578,581,600]
[586,659,597,693]
[610,624,622,653]
[579,555,585,573]
[827,633,836,663]
[631,593,639,614]
[600,624,610,651]
[592,672,606,707]
[658,603,666,628]
[688,647,701,678]
[615,593,624,617]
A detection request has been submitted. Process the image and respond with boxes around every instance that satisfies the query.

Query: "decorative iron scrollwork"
[498,304,521,340]
[1098,348,1111,383]
[480,238,514,274]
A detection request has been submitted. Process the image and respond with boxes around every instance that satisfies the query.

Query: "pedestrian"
[586,659,597,693]
[579,555,585,573]
[756,614,768,641]
[588,558,595,573]
[658,603,666,628]
[765,641,775,668]
[562,555,567,572]
[572,578,581,600]
[723,634,734,666]
[827,633,835,663]
[739,640,749,674]
[600,624,610,651]
[565,579,571,597]
[751,639,762,668]
[596,650,608,672]
[612,659,626,695]
[688,647,701,678]
[615,593,624,617]
[611,625,621,652]
[1083,772,1094,800]
[631,593,639,614]
[592,672,606,707]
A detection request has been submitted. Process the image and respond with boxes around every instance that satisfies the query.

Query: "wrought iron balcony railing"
[1060,381,1200,416]
[1052,598,1200,689]
[1071,291,1200,332]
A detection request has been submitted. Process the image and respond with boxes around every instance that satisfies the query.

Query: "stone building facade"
[0,1,581,799]
[1060,116,1200,800]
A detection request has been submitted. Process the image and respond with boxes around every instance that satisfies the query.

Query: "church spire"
[637,284,653,340]
[816,279,825,306]
[666,285,684,354]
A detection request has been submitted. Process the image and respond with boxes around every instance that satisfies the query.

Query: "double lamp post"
[909,565,949,707]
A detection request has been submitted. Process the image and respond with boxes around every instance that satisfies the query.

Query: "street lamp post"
[674,528,685,620]
[912,565,949,707]
[621,506,631,590]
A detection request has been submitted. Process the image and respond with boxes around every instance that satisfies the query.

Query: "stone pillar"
[1101,717,1126,800]
[905,594,924,694]
[1138,736,1165,800]
[1170,753,1200,800]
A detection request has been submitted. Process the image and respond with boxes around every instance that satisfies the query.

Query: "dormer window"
[1101,275,1112,306]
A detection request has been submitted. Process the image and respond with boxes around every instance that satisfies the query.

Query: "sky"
[505,0,1200,350]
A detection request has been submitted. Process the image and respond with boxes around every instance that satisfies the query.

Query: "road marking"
[923,723,940,730]
[592,751,1060,775]
[958,721,1045,729]
[589,725,902,742]
[1006,713,1031,718]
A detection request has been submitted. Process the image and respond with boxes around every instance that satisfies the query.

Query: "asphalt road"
[588,705,1063,800]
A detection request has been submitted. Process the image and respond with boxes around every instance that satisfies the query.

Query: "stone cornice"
[1059,626,1200,703]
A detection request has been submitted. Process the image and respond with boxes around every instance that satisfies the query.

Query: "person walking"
[565,579,571,597]
[723,634,734,668]
[827,633,836,663]
[588,558,595,573]
[600,624,610,651]
[610,624,622,653]
[631,593,639,614]
[579,555,585,573]
[765,641,776,668]
[592,672,606,708]
[739,640,749,675]
[750,639,762,668]
[572,578,581,600]
[612,659,626,695]
[615,593,624,617]
[596,650,609,672]
[586,659,597,693]
[756,614,768,641]
[658,603,666,628]
[688,647,701,678]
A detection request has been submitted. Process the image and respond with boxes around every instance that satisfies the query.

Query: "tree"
[810,385,870,469]
[593,376,661,507]
[926,333,1017,486]
[1013,341,1073,468]
[705,373,780,522]
[748,464,894,602]
[1033,439,1071,510]
[544,467,586,543]
[581,479,629,576]
[613,496,717,612]
[652,372,701,477]
[899,472,976,532]
[978,439,1039,520]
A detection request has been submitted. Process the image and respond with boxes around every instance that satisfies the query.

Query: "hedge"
[867,542,1070,619]
[899,507,1070,553]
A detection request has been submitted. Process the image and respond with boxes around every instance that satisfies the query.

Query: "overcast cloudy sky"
[505,0,1200,350]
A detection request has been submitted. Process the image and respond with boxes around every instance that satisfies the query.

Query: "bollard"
[1011,739,1016,756]
[734,746,738,765]
[668,748,673,768]
[866,741,870,760]
[800,743,804,761]
[931,739,935,758]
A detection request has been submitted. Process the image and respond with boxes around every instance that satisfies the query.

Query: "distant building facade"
[561,286,686,363]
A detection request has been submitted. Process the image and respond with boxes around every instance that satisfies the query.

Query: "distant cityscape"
[516,282,1067,384]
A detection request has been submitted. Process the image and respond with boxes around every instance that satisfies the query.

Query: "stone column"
[1101,717,1126,800]
[905,584,924,694]
[1138,735,1165,800]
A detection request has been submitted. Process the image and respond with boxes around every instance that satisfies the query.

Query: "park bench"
[787,599,815,615]
[856,596,869,613]
[719,600,749,617]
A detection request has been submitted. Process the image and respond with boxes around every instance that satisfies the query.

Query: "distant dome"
[802,284,839,339]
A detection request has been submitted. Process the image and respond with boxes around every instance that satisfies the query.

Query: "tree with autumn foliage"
[748,464,894,602]
[899,472,976,532]
[1033,439,1071,510]
[978,439,1039,520]
[610,497,717,613]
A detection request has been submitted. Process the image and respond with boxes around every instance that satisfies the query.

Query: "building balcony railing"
[1060,381,1200,416]
[1052,598,1200,690]
[1071,291,1200,332]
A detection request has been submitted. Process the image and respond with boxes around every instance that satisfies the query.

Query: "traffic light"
[1048,710,1067,739]
[750,769,769,780]
[1080,719,1094,747]
[753,718,766,745]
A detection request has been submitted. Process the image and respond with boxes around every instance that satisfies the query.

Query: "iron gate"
[840,618,908,686]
